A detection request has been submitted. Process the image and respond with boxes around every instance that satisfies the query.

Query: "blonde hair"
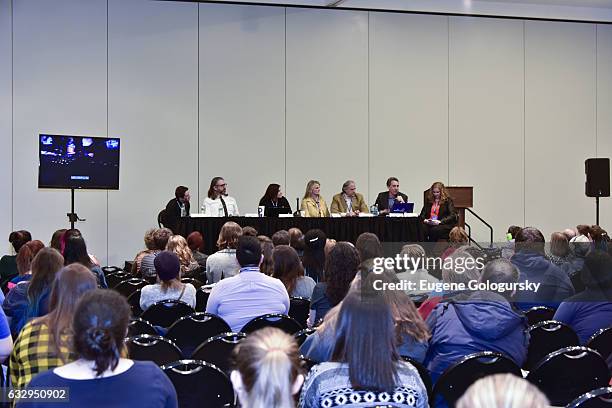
[233,327,301,408]
[303,180,320,200]
[426,181,450,203]
[456,374,549,408]
[166,235,196,272]
[143,228,156,250]
[449,227,469,244]
[217,221,242,250]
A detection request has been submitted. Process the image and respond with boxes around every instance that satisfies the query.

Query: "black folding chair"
[127,289,143,317]
[114,278,148,298]
[127,317,157,337]
[181,277,204,290]
[527,346,611,406]
[101,266,123,276]
[106,271,133,289]
[294,327,316,347]
[433,351,522,407]
[524,306,556,326]
[166,313,231,358]
[140,300,194,328]
[125,334,182,366]
[158,209,167,228]
[525,320,579,369]
[241,313,302,335]
[401,356,433,400]
[161,360,235,408]
[567,387,612,408]
[288,297,310,329]
[191,332,246,373]
[587,327,612,362]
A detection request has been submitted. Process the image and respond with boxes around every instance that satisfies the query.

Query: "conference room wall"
[368,12,449,213]
[449,17,524,242]
[198,4,285,216]
[11,0,109,262]
[524,21,597,238]
[285,8,369,208]
[107,0,199,265]
[0,0,12,254]
[597,24,612,231]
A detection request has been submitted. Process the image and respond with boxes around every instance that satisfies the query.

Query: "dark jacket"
[424,292,528,384]
[258,196,291,217]
[164,198,190,233]
[511,251,575,310]
[419,199,458,225]
[374,191,409,212]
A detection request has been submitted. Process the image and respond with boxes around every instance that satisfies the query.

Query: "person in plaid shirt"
[10,264,97,388]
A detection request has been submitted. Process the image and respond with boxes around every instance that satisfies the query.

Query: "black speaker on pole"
[585,158,610,197]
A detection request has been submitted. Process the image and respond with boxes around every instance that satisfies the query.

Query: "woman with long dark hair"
[302,229,326,282]
[259,184,292,216]
[63,234,107,288]
[272,245,315,298]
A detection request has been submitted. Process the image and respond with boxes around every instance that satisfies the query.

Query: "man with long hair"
[201,176,240,216]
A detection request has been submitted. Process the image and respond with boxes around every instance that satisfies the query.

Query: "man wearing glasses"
[201,177,240,216]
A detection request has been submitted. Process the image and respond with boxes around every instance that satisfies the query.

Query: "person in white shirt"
[201,177,240,216]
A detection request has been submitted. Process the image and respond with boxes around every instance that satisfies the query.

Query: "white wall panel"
[597,24,612,230]
[199,4,285,215]
[449,17,524,241]
[525,21,596,237]
[108,0,198,266]
[12,0,107,258]
[369,12,448,211]
[285,8,368,209]
[0,0,12,253]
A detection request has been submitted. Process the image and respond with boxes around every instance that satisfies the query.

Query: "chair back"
[101,266,122,276]
[525,320,579,369]
[241,313,303,335]
[288,297,310,329]
[127,289,143,317]
[140,299,194,328]
[161,360,235,408]
[433,351,522,407]
[524,306,556,326]
[166,313,231,357]
[127,317,157,337]
[158,209,167,228]
[106,271,133,288]
[566,387,612,408]
[587,327,612,362]
[181,277,204,290]
[401,356,433,399]
[191,332,246,373]
[125,334,182,366]
[527,346,611,406]
[114,278,148,298]
[294,328,316,347]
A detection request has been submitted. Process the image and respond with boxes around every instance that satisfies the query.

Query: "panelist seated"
[164,185,190,233]
[201,176,240,216]
[301,180,330,218]
[419,181,458,242]
[374,177,408,215]
[258,183,292,216]
[330,180,369,216]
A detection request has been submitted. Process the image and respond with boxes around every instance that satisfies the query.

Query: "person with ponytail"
[231,327,304,408]
[20,290,177,407]
[10,264,96,389]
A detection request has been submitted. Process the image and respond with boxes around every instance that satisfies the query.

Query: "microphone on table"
[293,198,301,217]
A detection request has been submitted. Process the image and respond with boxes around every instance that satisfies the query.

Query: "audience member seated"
[4,248,64,338]
[501,225,521,259]
[231,327,304,408]
[258,183,292,217]
[258,236,274,276]
[140,251,196,311]
[511,227,574,310]
[355,232,383,268]
[272,230,290,246]
[130,229,156,275]
[0,306,12,366]
[49,229,66,253]
[553,249,612,344]
[418,249,481,320]
[302,229,326,283]
[302,270,430,364]
[24,290,178,407]
[165,235,199,278]
[206,236,290,333]
[242,226,258,237]
[288,228,305,257]
[298,290,429,408]
[272,245,316,299]
[548,232,581,277]
[424,259,528,384]
[0,230,31,282]
[441,227,468,259]
[139,228,173,280]
[300,180,330,218]
[570,224,591,243]
[562,227,576,241]
[330,180,369,216]
[10,264,97,389]
[186,231,208,269]
[589,225,610,252]
[309,242,360,325]
[396,244,440,296]
[63,234,107,288]
[60,229,101,267]
[9,240,44,289]
[455,373,549,408]
[419,182,458,242]
[206,221,242,284]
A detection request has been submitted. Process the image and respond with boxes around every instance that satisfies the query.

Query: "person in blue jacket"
[554,249,612,344]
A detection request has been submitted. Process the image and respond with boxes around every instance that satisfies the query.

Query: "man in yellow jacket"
[330,180,369,216]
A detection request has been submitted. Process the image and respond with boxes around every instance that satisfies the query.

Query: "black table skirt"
[177,216,423,255]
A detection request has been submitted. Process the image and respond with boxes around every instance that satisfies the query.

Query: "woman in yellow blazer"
[330,180,369,216]
[301,180,330,217]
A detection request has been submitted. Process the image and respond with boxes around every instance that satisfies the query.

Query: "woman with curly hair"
[308,242,359,325]
[165,235,199,278]
[419,181,458,242]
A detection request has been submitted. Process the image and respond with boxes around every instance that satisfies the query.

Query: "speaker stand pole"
[67,189,85,229]
[596,196,600,226]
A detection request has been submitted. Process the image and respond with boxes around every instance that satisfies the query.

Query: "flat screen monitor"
[38,134,120,190]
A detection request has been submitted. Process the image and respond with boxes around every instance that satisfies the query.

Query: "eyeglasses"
[216,183,227,188]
